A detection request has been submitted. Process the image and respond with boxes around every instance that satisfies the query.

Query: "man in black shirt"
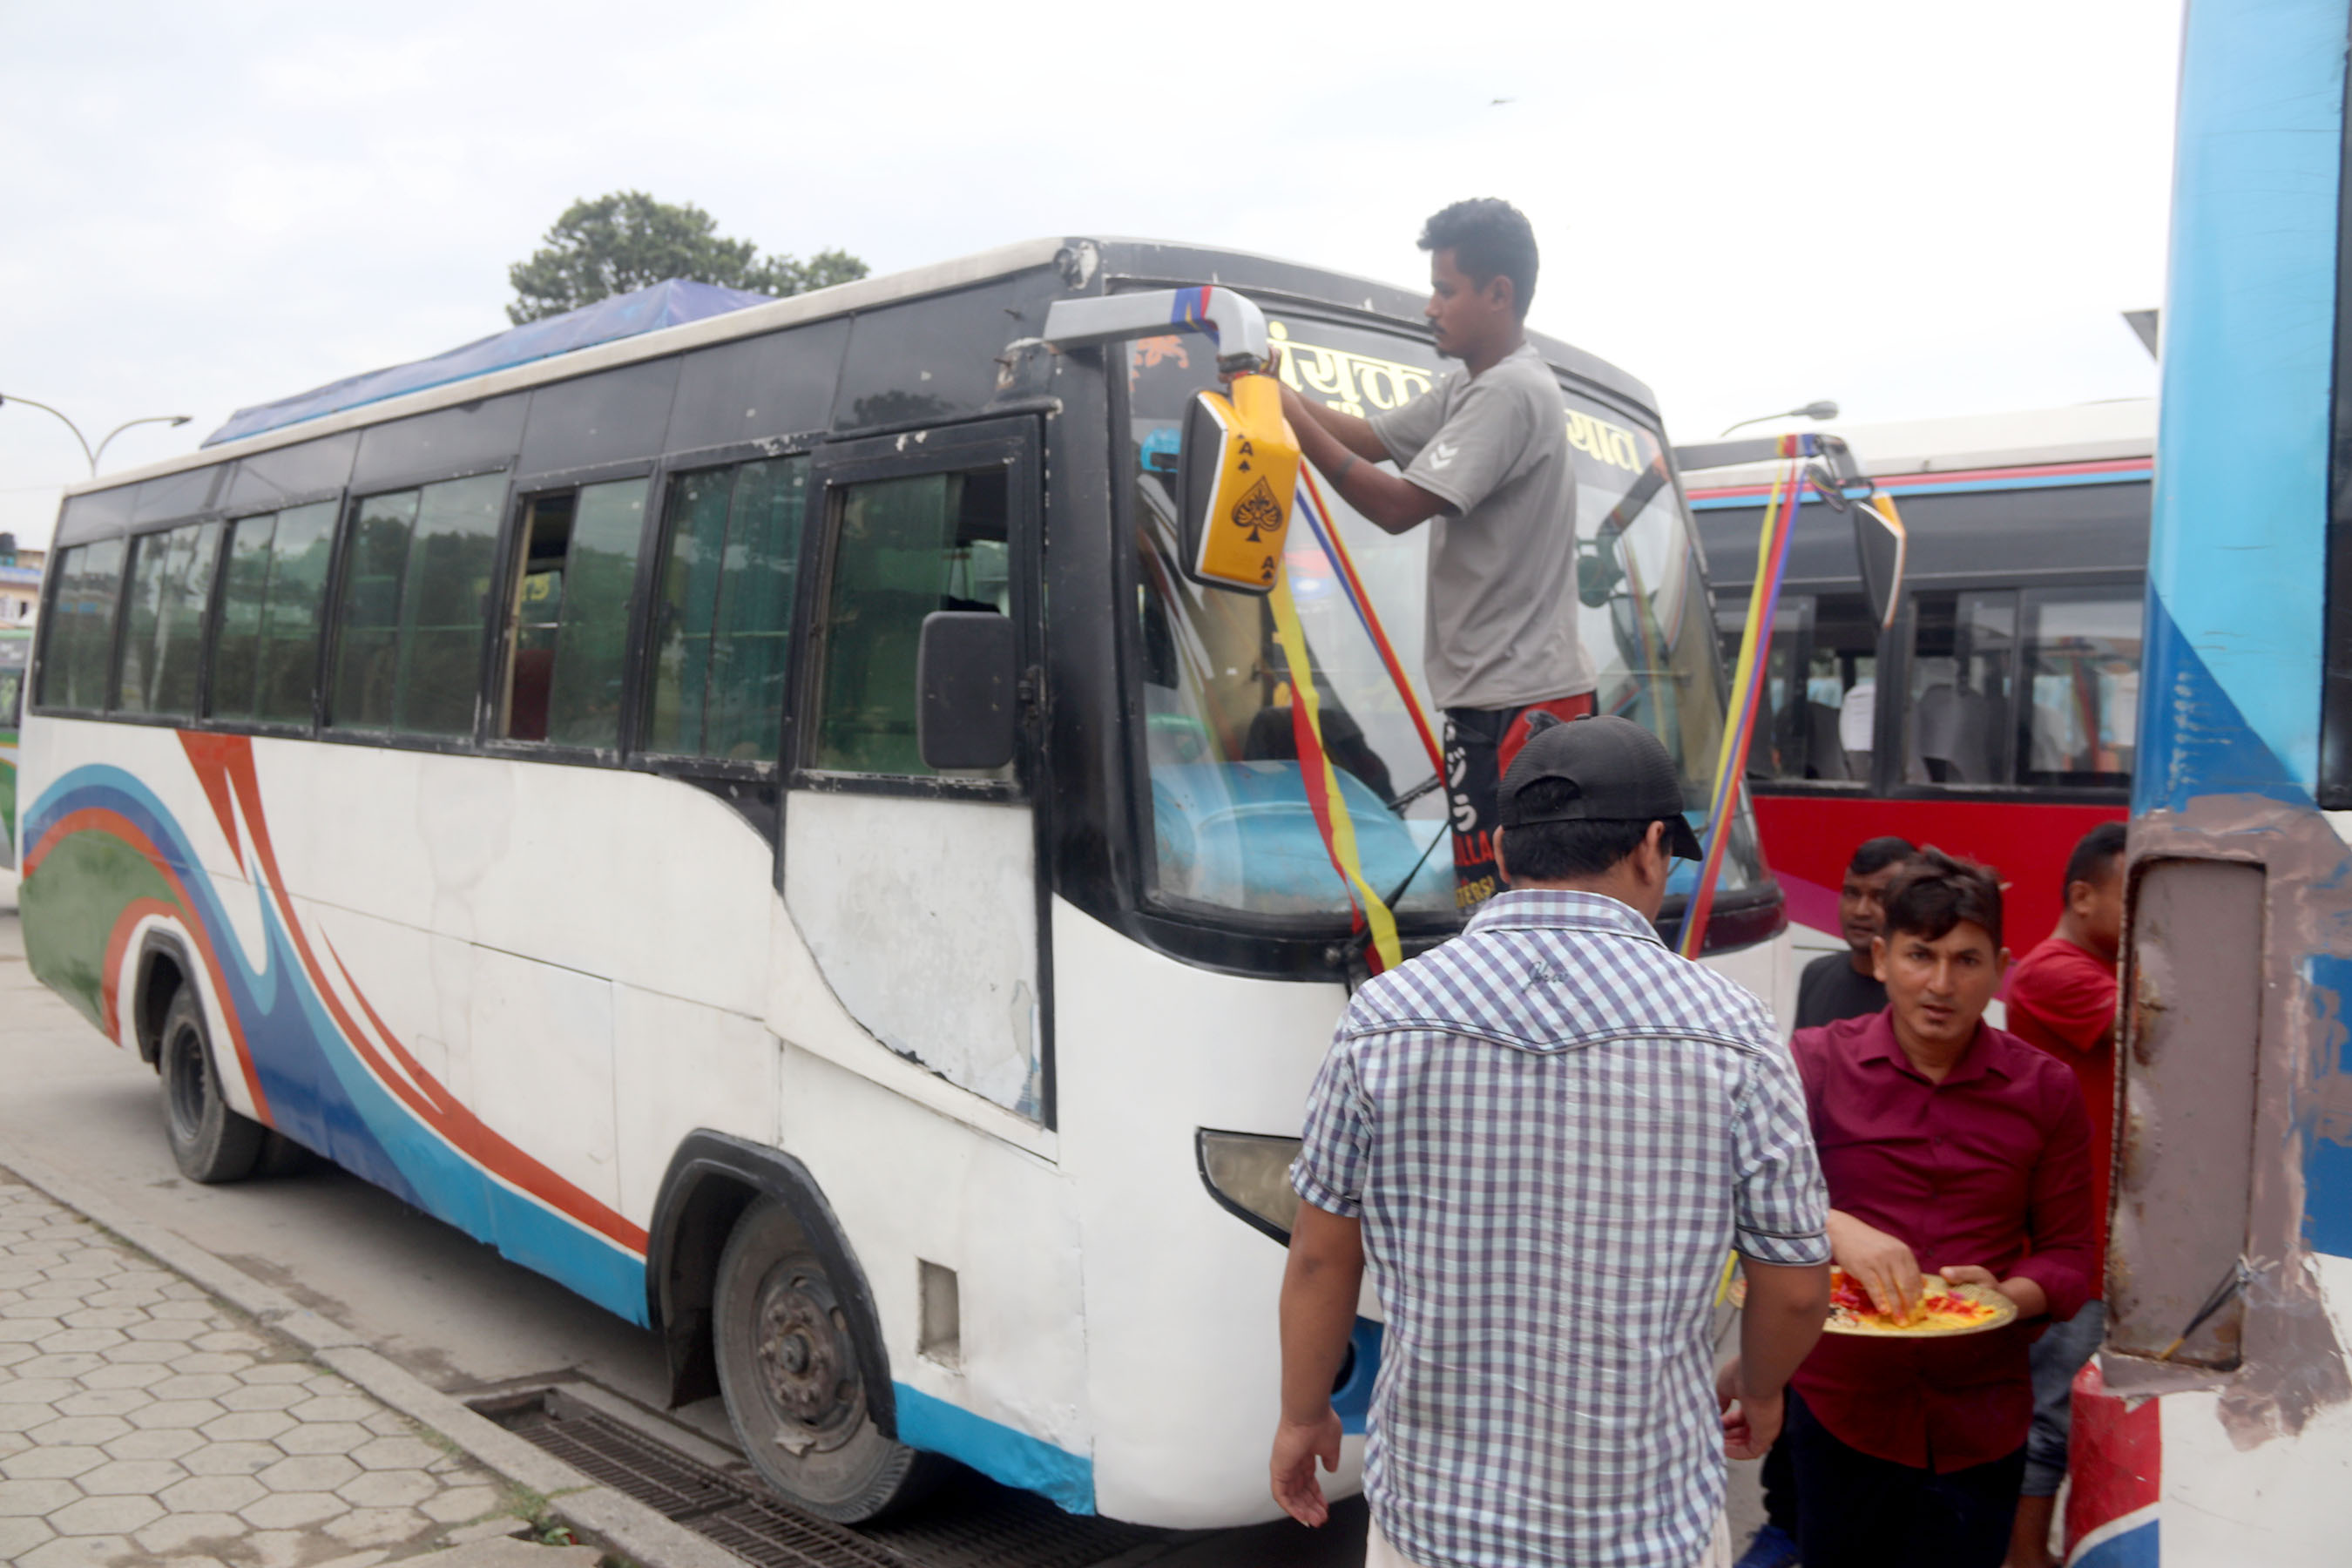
[1794,837,1917,1031]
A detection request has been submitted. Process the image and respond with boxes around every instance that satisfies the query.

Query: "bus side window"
[328,474,505,737]
[115,521,222,720]
[37,539,127,713]
[643,456,807,762]
[2019,587,2142,787]
[212,502,335,726]
[1717,589,1878,783]
[1904,590,2018,786]
[498,481,645,748]
[808,467,1010,778]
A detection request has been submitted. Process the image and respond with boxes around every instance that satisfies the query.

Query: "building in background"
[0,533,42,624]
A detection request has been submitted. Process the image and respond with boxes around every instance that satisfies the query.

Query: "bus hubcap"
[754,1264,857,1450]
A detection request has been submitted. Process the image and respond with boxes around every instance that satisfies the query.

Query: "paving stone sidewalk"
[0,1168,542,1568]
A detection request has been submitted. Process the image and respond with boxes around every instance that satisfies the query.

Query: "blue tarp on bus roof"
[200,278,779,448]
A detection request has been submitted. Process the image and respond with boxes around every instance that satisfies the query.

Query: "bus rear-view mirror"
[917,612,1018,771]
[1174,382,1301,595]
[1855,502,1908,632]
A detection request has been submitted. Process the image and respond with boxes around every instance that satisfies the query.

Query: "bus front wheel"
[159,984,265,1184]
[713,1197,943,1522]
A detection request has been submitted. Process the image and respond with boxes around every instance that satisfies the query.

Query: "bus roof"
[67,237,1660,502]
[1686,397,2155,494]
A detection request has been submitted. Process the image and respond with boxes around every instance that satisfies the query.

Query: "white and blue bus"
[17,238,1783,1524]
[2064,4,2352,1565]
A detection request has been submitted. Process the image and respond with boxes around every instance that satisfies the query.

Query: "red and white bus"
[1689,399,2150,979]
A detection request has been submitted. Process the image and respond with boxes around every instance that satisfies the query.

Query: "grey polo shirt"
[1368,341,1595,712]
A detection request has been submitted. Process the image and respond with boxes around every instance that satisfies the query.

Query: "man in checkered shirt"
[1270,715,1834,1568]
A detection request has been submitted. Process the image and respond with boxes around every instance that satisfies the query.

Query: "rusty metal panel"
[2108,857,2266,1368]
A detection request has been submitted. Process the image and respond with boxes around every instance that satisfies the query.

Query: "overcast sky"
[0,1,2178,548]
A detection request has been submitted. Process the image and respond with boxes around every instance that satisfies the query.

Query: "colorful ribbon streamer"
[1680,444,1809,957]
[1269,567,1405,975]
[1293,469,1448,783]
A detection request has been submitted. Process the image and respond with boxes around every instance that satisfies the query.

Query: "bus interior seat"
[1916,683,2002,783]
[1240,701,1396,803]
[1149,760,1440,909]
[1805,703,1850,780]
[509,648,554,741]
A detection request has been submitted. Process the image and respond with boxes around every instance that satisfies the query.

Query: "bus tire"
[713,1196,944,1522]
[159,984,265,1185]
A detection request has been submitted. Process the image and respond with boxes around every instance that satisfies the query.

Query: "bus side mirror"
[917,612,1018,771]
[1175,379,1301,594]
[1854,502,1908,632]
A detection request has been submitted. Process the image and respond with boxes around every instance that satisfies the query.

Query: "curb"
[0,1144,747,1568]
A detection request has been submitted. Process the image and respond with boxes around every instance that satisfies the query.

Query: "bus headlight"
[1196,1130,1302,1243]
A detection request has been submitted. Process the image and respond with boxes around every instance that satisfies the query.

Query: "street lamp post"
[0,395,192,476]
[1720,400,1840,437]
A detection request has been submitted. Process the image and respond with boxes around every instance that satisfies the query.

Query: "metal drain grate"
[480,1389,903,1568]
[478,1388,1166,1568]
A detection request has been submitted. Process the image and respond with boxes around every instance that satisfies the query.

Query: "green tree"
[506,191,868,325]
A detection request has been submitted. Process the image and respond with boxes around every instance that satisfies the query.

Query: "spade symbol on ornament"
[1230,477,1282,543]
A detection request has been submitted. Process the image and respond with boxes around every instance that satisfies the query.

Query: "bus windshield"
[1127,314,1767,926]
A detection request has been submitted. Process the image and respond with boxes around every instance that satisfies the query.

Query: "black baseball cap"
[1497,713,1705,861]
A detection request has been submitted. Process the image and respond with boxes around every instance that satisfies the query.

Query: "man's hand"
[1272,1203,1363,1527]
[1269,1409,1344,1524]
[1715,1358,1785,1460]
[1936,1263,2049,1320]
[1829,1211,1923,1319]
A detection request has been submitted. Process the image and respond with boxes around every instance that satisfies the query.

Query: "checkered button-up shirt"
[1293,889,1829,1568]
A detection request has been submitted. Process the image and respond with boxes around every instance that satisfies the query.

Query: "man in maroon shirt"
[1784,850,2096,1568]
[1999,821,2125,1568]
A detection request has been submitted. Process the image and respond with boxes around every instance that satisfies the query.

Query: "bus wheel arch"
[647,1132,940,1522]
[132,930,194,1069]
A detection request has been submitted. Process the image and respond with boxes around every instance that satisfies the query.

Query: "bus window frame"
[1719,573,2142,808]
[1105,297,1786,962]
[112,515,229,727]
[1882,576,2143,803]
[37,510,233,727]
[30,533,124,720]
[314,458,517,759]
[481,457,659,768]
[793,417,1041,806]
[199,486,349,741]
[625,441,814,790]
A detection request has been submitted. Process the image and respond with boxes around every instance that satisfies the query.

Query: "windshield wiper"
[1386,773,1442,813]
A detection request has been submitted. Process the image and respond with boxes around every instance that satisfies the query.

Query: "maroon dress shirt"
[1788,1010,2096,1471]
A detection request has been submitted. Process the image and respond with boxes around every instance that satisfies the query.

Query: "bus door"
[782,417,1050,1123]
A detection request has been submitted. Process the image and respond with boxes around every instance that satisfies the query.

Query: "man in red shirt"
[1783,850,2096,1568]
[1999,821,2124,1568]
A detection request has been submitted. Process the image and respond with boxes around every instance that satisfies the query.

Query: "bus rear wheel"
[713,1197,943,1523]
[159,984,266,1184]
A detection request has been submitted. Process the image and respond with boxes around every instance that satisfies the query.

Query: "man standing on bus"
[2000,821,2126,1568]
[1270,716,1833,1568]
[1274,198,1595,910]
[1781,852,2097,1568]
